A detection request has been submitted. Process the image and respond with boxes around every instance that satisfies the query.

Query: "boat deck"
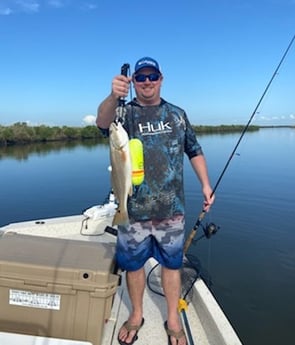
[103,265,212,345]
[0,214,242,345]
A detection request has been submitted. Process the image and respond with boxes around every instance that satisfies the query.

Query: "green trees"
[0,123,105,146]
[0,122,265,147]
[192,124,260,134]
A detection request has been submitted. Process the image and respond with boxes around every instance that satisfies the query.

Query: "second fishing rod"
[184,33,295,253]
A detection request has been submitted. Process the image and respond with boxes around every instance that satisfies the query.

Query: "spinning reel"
[202,222,220,239]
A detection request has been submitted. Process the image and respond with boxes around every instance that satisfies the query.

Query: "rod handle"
[183,210,206,254]
[121,63,129,77]
[118,63,130,108]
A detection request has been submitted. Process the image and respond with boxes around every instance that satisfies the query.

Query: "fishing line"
[184,33,295,253]
[176,35,295,342]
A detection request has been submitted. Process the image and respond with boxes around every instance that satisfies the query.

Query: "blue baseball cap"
[134,57,161,74]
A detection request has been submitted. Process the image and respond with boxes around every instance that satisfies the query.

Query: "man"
[96,57,214,345]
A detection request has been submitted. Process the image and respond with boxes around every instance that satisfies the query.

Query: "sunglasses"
[134,73,161,82]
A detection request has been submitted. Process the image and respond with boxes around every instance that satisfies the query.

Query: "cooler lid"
[0,332,92,345]
[0,233,117,289]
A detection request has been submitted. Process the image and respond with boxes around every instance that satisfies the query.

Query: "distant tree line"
[0,122,261,146]
[0,122,105,146]
[192,124,260,134]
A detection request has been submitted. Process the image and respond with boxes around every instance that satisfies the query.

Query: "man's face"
[132,67,163,105]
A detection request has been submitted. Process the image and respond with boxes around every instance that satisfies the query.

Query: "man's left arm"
[190,155,215,211]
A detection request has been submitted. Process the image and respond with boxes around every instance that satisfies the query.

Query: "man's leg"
[162,267,187,345]
[118,267,145,343]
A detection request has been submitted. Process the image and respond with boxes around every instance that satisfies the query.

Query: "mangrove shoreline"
[0,122,293,147]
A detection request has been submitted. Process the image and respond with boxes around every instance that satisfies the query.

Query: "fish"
[109,121,132,226]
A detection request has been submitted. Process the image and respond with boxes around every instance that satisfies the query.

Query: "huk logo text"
[138,121,172,135]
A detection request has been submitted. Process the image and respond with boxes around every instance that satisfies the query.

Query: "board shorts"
[116,215,185,271]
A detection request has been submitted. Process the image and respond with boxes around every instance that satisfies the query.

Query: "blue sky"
[0,0,294,126]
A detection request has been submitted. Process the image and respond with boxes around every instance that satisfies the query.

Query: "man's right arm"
[96,93,118,129]
[96,75,131,129]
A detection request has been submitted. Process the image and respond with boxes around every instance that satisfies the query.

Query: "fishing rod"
[115,63,130,123]
[184,33,295,253]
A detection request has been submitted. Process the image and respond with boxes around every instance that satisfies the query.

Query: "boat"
[0,194,242,345]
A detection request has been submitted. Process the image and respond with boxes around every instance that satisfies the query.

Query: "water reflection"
[0,139,108,161]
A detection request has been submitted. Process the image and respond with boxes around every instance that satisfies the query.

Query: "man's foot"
[117,318,144,345]
[164,320,187,345]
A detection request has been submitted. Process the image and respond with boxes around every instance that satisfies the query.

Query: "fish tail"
[112,208,129,226]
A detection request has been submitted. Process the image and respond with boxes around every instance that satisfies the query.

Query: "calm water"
[1,129,295,345]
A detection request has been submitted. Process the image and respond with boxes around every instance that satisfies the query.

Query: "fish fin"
[112,208,129,226]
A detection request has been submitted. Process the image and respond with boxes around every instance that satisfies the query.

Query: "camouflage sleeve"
[183,112,203,159]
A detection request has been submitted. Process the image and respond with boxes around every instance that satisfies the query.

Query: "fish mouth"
[110,123,129,149]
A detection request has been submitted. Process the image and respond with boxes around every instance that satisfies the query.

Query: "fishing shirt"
[120,98,203,222]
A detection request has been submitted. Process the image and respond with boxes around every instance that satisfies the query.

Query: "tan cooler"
[0,233,119,345]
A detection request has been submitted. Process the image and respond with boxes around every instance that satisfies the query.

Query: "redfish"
[109,121,132,226]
